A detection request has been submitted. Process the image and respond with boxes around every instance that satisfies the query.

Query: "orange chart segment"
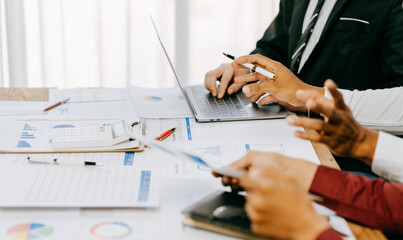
[7,223,54,239]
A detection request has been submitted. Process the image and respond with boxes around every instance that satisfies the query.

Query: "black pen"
[27,156,103,166]
[222,52,278,80]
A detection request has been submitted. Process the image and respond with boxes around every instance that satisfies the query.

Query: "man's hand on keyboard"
[204,63,249,99]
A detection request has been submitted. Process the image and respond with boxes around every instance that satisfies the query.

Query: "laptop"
[150,16,289,123]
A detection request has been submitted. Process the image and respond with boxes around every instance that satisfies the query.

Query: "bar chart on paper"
[0,165,159,207]
[7,223,54,239]
[16,124,39,148]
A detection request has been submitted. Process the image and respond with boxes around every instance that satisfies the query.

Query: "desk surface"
[0,88,386,240]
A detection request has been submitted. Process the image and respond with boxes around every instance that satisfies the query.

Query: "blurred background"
[0,0,279,88]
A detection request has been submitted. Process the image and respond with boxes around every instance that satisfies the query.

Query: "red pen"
[43,97,70,112]
[155,127,177,141]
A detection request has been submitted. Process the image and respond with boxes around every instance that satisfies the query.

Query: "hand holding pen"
[223,53,278,80]
[229,54,323,110]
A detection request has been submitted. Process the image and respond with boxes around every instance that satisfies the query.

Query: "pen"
[222,53,278,80]
[43,97,70,112]
[155,127,177,141]
[27,156,103,166]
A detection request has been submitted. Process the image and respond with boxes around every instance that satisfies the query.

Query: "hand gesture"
[287,80,379,164]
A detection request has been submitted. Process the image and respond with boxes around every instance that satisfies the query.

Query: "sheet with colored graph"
[0,164,159,207]
[0,119,141,152]
[152,118,321,179]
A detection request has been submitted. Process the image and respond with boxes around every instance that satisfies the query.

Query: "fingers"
[255,94,277,106]
[305,98,343,123]
[204,68,221,97]
[242,82,272,98]
[250,93,266,103]
[240,168,282,191]
[217,67,235,98]
[212,171,221,177]
[286,116,337,134]
[204,63,238,98]
[227,82,244,95]
[234,54,277,73]
[234,72,269,84]
[293,130,333,144]
[296,89,333,107]
[324,79,347,110]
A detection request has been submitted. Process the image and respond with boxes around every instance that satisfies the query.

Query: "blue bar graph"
[245,144,251,152]
[20,132,36,139]
[124,152,135,166]
[194,146,221,156]
[23,124,37,131]
[138,171,151,202]
[186,118,192,141]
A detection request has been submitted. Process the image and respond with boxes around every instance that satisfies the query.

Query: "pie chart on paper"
[7,223,54,239]
[144,96,163,101]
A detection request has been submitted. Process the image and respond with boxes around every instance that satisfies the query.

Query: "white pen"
[27,156,103,166]
[222,52,278,80]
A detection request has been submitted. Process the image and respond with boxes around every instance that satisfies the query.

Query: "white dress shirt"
[299,0,338,73]
[373,131,403,183]
[324,87,403,135]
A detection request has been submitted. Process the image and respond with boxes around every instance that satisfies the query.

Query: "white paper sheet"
[0,119,141,152]
[128,86,192,118]
[151,118,320,179]
[0,179,355,240]
[0,179,227,240]
[47,88,138,120]
[0,163,159,208]
[0,101,49,117]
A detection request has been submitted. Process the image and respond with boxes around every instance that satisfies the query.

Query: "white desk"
[0,88,386,240]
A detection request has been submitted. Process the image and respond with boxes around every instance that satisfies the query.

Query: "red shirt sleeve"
[316,228,342,240]
[309,166,403,234]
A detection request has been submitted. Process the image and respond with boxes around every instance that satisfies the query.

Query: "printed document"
[128,86,192,118]
[0,119,141,152]
[150,118,320,179]
[0,151,160,208]
[47,88,138,120]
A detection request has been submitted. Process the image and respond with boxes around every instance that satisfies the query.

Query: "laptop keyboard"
[189,86,247,118]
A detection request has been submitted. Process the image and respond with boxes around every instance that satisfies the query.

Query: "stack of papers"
[0,119,141,152]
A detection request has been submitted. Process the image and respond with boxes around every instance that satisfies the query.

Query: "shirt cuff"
[372,131,403,183]
[316,227,342,240]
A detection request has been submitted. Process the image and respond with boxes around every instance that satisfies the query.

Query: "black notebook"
[182,191,270,240]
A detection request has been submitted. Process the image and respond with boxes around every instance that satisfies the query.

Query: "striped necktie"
[290,0,326,74]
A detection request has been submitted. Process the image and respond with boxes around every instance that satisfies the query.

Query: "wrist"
[292,214,330,240]
[287,158,318,192]
[352,128,379,165]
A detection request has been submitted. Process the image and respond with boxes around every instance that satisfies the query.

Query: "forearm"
[309,166,403,234]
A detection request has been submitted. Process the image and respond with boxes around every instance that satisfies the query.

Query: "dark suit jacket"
[251,0,403,90]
